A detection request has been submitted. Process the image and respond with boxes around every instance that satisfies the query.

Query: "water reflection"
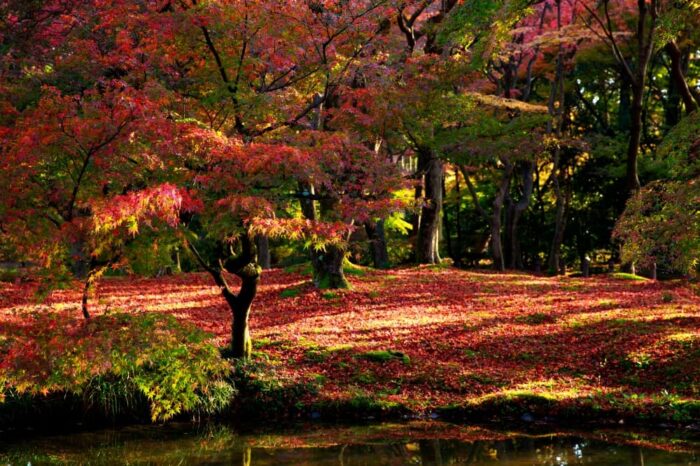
[0,422,698,465]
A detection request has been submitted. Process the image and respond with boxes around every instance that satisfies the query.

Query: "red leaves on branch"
[91,184,196,235]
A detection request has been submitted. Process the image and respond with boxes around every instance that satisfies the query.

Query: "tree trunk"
[365,220,390,269]
[618,66,632,132]
[416,151,443,264]
[547,174,568,274]
[221,238,260,359]
[491,161,513,271]
[81,275,93,319]
[626,88,644,192]
[310,244,348,289]
[230,268,257,359]
[80,262,109,320]
[441,175,453,260]
[299,182,317,220]
[411,182,423,249]
[665,41,699,114]
[508,162,535,269]
[256,235,271,269]
[188,235,260,360]
[491,213,505,272]
[625,0,656,194]
[504,194,514,267]
[664,70,682,129]
[298,182,349,289]
[546,0,567,275]
[418,439,443,466]
[453,166,464,266]
[69,238,89,280]
[174,247,182,273]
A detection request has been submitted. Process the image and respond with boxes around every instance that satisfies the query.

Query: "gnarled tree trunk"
[188,234,260,359]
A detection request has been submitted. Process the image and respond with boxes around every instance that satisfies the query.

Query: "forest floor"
[1,265,699,427]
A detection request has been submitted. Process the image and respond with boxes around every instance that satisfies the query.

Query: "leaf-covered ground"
[1,266,699,422]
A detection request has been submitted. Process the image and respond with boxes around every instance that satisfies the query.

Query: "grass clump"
[280,287,302,298]
[303,348,330,363]
[357,349,410,365]
[610,272,648,281]
[343,261,368,277]
[283,262,313,276]
[517,312,556,325]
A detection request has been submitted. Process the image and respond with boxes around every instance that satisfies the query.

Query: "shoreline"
[2,385,699,436]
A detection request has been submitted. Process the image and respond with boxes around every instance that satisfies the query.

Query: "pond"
[0,421,698,465]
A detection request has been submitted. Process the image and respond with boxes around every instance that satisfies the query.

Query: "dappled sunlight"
[476,377,608,403]
[1,267,698,413]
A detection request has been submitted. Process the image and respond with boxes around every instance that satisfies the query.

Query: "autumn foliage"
[0,0,699,430]
[2,267,698,422]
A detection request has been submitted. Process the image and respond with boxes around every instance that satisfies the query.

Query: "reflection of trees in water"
[3,427,699,465]
[299,438,659,465]
[632,447,644,466]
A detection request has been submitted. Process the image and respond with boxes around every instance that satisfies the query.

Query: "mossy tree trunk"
[299,182,349,289]
[507,162,535,270]
[310,244,348,289]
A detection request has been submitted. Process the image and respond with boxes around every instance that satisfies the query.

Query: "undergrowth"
[0,312,234,424]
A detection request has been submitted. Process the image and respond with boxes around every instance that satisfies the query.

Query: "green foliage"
[656,111,700,181]
[438,0,535,66]
[280,287,302,298]
[124,233,181,276]
[321,291,339,300]
[383,210,413,236]
[342,260,367,276]
[0,313,234,422]
[615,181,699,277]
[615,113,700,277]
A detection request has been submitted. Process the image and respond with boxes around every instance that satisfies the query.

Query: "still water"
[0,421,698,465]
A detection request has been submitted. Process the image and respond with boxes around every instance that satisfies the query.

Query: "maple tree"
[0,63,189,318]
[1,0,406,358]
[153,0,405,356]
